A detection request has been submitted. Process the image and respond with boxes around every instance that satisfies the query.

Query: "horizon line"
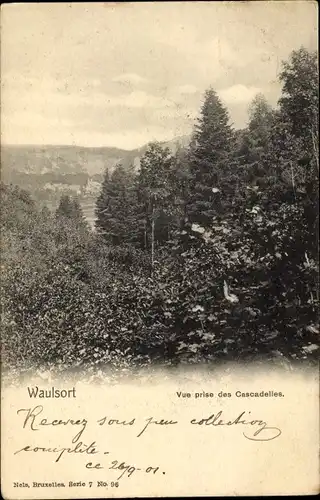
[1,142,142,152]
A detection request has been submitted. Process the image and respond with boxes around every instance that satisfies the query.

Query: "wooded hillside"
[1,47,318,377]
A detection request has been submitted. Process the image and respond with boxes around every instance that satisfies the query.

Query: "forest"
[1,47,319,377]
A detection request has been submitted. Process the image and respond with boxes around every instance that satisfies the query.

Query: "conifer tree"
[56,194,88,231]
[95,164,137,245]
[56,194,73,218]
[248,93,274,144]
[235,94,275,188]
[187,88,234,226]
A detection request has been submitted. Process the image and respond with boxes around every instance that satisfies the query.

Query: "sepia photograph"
[1,2,319,498]
[1,1,318,379]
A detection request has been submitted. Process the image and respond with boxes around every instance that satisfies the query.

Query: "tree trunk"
[144,219,147,250]
[290,161,297,202]
[311,128,319,171]
[151,204,155,274]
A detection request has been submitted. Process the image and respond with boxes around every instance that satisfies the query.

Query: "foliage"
[95,164,138,245]
[56,194,88,232]
[278,47,318,148]
[1,47,319,376]
[136,142,175,248]
[187,88,234,226]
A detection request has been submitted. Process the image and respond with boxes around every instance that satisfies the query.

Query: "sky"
[1,2,318,150]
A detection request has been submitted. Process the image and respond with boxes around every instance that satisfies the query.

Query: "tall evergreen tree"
[187,88,234,226]
[235,94,275,188]
[95,164,137,245]
[248,93,274,143]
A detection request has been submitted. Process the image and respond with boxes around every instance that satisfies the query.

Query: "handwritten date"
[13,404,282,475]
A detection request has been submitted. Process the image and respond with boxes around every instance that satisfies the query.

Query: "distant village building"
[133,156,141,170]
[83,178,101,195]
[43,182,82,195]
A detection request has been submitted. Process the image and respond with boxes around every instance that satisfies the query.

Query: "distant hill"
[0,136,190,222]
[1,144,140,178]
[1,135,190,180]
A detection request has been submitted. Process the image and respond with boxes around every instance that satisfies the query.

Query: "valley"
[1,136,189,227]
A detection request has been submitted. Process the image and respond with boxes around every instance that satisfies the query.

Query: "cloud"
[109,91,175,109]
[112,73,148,85]
[2,3,317,148]
[1,74,180,147]
[1,73,175,120]
[176,84,198,95]
[82,128,178,149]
[218,84,262,104]
[79,90,176,110]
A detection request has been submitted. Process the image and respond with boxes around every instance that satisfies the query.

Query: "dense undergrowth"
[1,47,319,376]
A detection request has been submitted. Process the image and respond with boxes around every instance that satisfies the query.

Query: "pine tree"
[248,94,274,144]
[56,195,74,218]
[187,88,234,227]
[56,194,88,231]
[95,164,137,245]
[70,197,88,229]
[235,94,275,189]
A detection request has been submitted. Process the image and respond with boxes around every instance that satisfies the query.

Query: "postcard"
[1,2,319,498]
